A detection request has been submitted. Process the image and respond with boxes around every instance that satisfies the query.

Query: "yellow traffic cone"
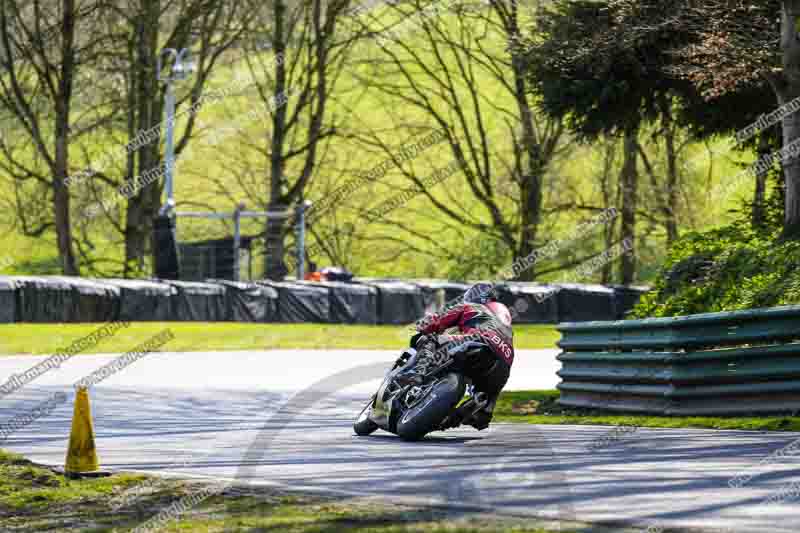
[64,387,108,479]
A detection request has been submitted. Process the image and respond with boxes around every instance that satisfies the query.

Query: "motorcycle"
[353,336,491,441]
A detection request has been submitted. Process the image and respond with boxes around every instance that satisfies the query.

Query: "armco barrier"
[556,305,800,415]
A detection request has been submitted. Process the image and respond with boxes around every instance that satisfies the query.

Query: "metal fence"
[173,203,308,282]
[556,306,800,415]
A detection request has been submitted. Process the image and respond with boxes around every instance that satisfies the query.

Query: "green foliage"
[0,449,146,512]
[526,0,774,141]
[0,4,749,282]
[632,219,800,317]
[526,0,682,139]
[758,162,786,233]
[445,234,511,281]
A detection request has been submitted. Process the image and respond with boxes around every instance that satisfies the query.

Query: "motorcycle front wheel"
[353,397,379,436]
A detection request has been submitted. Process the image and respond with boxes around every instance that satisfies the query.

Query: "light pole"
[157,48,195,216]
[295,200,313,280]
[233,202,246,281]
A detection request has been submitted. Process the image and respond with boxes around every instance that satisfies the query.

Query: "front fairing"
[371,367,403,430]
[370,347,421,431]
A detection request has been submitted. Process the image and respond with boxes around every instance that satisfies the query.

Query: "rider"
[409,283,514,430]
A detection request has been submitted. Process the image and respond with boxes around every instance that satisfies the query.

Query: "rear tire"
[396,373,464,441]
[353,398,379,436]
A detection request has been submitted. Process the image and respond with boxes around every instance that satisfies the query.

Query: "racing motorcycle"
[353,336,491,441]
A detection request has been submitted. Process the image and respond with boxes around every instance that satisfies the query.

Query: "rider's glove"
[413,333,437,351]
[410,332,425,348]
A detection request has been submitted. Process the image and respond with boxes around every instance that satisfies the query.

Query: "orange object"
[304,271,325,282]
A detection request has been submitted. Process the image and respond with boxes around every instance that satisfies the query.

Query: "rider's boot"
[440,392,492,431]
[467,396,495,431]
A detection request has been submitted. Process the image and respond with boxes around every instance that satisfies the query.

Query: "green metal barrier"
[556,305,800,415]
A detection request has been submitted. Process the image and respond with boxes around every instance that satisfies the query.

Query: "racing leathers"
[412,300,514,429]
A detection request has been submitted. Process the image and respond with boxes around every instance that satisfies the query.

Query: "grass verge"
[0,323,560,355]
[496,390,800,431]
[0,449,573,532]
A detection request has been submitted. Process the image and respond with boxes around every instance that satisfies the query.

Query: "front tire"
[396,373,464,441]
[353,398,379,436]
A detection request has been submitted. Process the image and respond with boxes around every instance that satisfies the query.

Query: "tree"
[1,0,252,277]
[525,0,719,282]
[0,0,115,274]
[237,0,358,280]
[103,0,250,276]
[590,1,799,236]
[527,1,640,282]
[595,137,619,283]
[351,0,570,281]
[636,98,696,246]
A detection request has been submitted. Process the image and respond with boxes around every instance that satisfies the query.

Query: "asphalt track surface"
[1,349,799,532]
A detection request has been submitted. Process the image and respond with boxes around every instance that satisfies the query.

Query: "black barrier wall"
[496,282,560,324]
[0,278,15,323]
[296,281,378,324]
[211,280,278,323]
[411,280,471,315]
[610,285,649,320]
[0,276,647,324]
[100,279,176,321]
[263,281,332,323]
[12,277,77,323]
[55,277,121,323]
[162,280,227,322]
[357,280,426,325]
[555,283,618,323]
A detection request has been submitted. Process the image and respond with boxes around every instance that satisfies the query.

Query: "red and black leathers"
[414,300,513,429]
[416,301,514,366]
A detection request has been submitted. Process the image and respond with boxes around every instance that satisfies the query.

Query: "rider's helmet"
[464,283,512,327]
[463,283,498,305]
